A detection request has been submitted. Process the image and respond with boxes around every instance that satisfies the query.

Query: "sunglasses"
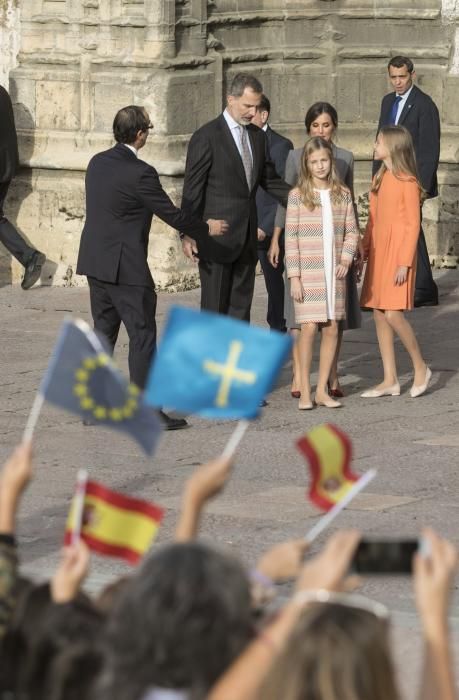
[293,589,389,620]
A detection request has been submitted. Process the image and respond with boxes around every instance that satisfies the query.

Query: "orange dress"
[360,171,420,311]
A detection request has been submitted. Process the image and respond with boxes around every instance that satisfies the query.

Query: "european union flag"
[144,306,292,419]
[40,319,162,455]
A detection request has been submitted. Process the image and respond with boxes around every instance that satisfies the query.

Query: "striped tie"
[239,125,253,189]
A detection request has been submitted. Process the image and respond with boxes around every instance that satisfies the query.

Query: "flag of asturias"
[144,306,292,419]
[65,479,164,564]
[40,319,162,455]
[297,424,359,511]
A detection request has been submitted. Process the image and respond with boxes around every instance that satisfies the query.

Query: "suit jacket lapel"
[247,125,260,191]
[398,85,418,125]
[217,114,249,187]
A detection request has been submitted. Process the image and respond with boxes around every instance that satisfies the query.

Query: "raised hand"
[51,540,91,603]
[256,540,309,582]
[295,530,361,594]
[0,441,33,533]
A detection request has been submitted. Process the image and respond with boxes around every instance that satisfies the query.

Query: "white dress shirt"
[223,109,253,161]
[394,85,414,124]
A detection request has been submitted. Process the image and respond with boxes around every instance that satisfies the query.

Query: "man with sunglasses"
[77,106,227,430]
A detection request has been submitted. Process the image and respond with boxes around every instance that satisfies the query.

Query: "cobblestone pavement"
[1,268,458,697]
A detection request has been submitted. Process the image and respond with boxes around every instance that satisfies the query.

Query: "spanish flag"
[297,424,359,511]
[65,480,164,564]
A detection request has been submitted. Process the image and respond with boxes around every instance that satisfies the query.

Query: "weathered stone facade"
[1,0,458,287]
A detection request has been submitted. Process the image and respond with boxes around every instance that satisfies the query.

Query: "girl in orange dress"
[360,126,431,398]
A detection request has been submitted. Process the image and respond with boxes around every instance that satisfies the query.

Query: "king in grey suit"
[181,74,291,322]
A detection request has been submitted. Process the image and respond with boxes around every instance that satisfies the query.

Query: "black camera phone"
[351,538,420,574]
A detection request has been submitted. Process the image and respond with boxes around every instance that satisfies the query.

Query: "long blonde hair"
[297,137,347,211]
[372,125,424,197]
[260,603,400,700]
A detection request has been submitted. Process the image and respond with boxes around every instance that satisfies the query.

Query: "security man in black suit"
[181,73,291,322]
[252,94,293,332]
[77,106,227,430]
[374,55,441,307]
[0,84,45,289]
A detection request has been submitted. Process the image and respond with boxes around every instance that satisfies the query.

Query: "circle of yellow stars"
[73,354,140,421]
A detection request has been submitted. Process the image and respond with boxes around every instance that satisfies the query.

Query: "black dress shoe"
[259,399,268,408]
[158,410,188,430]
[22,251,46,290]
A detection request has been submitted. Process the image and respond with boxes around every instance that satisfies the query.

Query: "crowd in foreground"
[0,441,457,700]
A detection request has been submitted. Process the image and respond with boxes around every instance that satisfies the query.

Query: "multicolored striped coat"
[285,187,359,323]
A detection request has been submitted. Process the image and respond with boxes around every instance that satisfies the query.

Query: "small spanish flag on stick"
[297,424,377,543]
[297,423,359,511]
[65,472,164,564]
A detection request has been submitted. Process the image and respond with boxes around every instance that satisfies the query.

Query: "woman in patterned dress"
[269,102,362,399]
[285,137,359,409]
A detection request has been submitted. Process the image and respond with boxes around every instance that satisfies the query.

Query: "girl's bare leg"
[298,323,317,406]
[290,328,301,394]
[328,328,343,391]
[315,321,340,403]
[385,310,427,385]
[371,308,399,389]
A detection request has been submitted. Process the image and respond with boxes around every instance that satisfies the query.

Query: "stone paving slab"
[1,268,459,698]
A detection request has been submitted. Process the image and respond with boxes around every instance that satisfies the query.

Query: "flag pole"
[305,468,377,544]
[72,469,88,546]
[22,392,45,443]
[221,420,249,459]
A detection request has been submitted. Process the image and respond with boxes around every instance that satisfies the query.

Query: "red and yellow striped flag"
[296,424,359,511]
[65,480,164,564]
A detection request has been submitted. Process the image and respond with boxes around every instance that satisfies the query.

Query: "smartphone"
[351,539,419,574]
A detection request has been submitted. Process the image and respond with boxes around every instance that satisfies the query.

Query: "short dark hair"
[113,106,150,144]
[228,73,263,97]
[257,94,271,114]
[388,56,414,73]
[305,102,338,133]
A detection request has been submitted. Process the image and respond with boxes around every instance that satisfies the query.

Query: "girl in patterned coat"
[285,137,358,409]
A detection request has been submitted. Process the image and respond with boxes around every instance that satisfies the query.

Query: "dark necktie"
[239,125,253,189]
[389,95,402,125]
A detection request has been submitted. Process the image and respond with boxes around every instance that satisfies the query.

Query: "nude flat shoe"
[314,396,342,409]
[360,383,400,398]
[410,367,432,398]
[298,401,314,410]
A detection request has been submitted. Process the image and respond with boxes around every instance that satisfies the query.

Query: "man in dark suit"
[181,73,291,322]
[374,55,441,307]
[252,94,293,332]
[0,84,45,289]
[77,105,227,430]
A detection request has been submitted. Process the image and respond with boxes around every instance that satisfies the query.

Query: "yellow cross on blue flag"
[144,306,292,419]
[40,319,162,455]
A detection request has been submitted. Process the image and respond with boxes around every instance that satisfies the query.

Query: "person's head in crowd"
[372,125,422,194]
[387,55,415,96]
[28,600,105,700]
[304,102,339,143]
[101,542,254,700]
[226,73,263,126]
[298,136,342,209]
[252,94,271,129]
[260,592,400,700]
[0,582,54,693]
[95,575,131,616]
[113,106,153,149]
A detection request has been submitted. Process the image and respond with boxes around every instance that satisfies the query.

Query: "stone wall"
[1,0,458,287]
